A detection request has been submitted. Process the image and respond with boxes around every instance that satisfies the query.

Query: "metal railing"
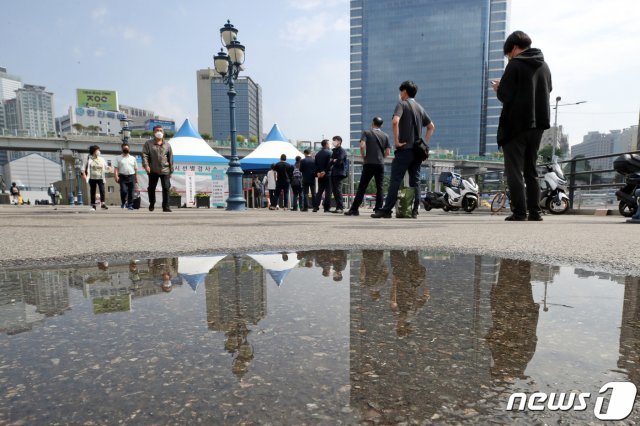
[552,150,639,210]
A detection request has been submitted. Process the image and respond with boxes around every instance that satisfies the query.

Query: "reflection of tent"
[169,119,228,164]
[240,124,304,171]
[178,255,227,292]
[248,252,298,286]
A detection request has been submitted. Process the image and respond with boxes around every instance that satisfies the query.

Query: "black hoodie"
[496,48,552,147]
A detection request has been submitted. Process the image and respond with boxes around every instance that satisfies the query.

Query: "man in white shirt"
[114,142,138,210]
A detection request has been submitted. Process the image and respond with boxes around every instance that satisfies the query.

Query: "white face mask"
[95,150,101,156]
[155,131,163,139]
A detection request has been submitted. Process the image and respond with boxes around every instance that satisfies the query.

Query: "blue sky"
[1,0,639,146]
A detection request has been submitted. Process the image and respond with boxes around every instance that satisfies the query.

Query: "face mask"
[155,131,163,139]
[95,150,101,156]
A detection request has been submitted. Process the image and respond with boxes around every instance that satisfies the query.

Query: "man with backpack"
[345,117,390,216]
[291,156,304,211]
[329,135,348,214]
[372,80,435,219]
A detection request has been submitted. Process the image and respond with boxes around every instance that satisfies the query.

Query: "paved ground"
[1,204,638,275]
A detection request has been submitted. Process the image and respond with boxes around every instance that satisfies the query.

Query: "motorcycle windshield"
[552,162,565,180]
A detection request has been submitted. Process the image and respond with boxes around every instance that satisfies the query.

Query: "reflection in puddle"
[0,251,639,423]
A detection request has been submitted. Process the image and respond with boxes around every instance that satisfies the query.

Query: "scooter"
[435,172,479,213]
[539,160,570,214]
[422,191,455,212]
[613,153,640,217]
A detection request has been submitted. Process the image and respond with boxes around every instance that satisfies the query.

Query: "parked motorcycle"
[539,160,570,214]
[423,172,479,213]
[613,153,640,217]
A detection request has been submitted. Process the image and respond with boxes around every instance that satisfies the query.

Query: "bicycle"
[490,183,511,213]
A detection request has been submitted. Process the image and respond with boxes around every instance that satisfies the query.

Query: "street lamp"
[213,20,246,211]
[67,166,74,205]
[120,117,131,144]
[73,152,84,205]
[552,98,587,159]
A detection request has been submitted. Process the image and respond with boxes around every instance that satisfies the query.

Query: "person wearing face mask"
[81,145,109,211]
[142,125,174,212]
[114,142,138,210]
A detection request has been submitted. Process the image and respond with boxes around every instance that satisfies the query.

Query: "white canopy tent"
[240,124,304,171]
[248,252,299,286]
[177,255,228,292]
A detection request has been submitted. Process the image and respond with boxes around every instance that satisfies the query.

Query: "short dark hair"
[399,80,418,98]
[295,156,301,162]
[303,149,311,155]
[89,145,100,155]
[321,139,329,147]
[503,30,532,55]
[372,117,383,127]
[153,125,163,131]
[121,142,129,147]
[280,154,287,161]
[332,136,342,143]
[271,163,276,170]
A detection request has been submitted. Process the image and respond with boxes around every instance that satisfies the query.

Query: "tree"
[86,125,100,134]
[538,144,564,162]
[201,133,212,140]
[249,135,258,143]
[237,134,246,143]
[72,123,85,133]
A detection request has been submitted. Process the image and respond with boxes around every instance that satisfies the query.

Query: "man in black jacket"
[313,140,332,212]
[493,31,552,222]
[273,154,293,210]
[329,136,347,214]
[299,149,316,212]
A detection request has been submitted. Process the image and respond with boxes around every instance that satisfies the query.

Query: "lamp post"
[67,166,74,205]
[73,152,84,205]
[120,117,131,145]
[213,20,246,211]
[552,98,587,159]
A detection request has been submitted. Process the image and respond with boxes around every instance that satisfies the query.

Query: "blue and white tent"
[137,119,229,208]
[240,124,304,171]
[248,252,299,286]
[178,255,227,292]
[169,119,228,164]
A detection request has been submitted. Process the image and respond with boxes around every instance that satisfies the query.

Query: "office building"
[197,69,263,142]
[3,84,55,137]
[56,106,125,135]
[540,125,569,157]
[350,0,509,155]
[571,127,638,172]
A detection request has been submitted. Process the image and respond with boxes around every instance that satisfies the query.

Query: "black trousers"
[315,176,331,210]
[351,163,384,211]
[381,149,421,213]
[268,189,276,206]
[148,173,171,208]
[291,186,303,210]
[331,175,345,210]
[502,128,544,217]
[302,181,316,210]
[274,181,290,208]
[119,174,135,207]
[89,179,105,206]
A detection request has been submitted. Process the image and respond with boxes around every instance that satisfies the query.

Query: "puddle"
[1,251,639,423]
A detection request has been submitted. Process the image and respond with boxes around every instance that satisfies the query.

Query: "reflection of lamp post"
[73,152,84,205]
[552,98,587,159]
[213,20,246,211]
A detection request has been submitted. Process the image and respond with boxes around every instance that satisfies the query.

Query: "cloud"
[145,85,192,127]
[280,12,348,48]
[122,28,152,45]
[91,7,108,19]
[289,0,348,10]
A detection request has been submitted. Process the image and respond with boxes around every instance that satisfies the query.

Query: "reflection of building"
[574,268,626,285]
[0,270,70,335]
[205,255,266,378]
[349,252,498,422]
[530,262,560,284]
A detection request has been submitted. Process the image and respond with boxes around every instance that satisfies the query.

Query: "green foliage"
[72,123,85,132]
[237,134,246,142]
[249,135,258,143]
[200,133,212,140]
[538,144,564,162]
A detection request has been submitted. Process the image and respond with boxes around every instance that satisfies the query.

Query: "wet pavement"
[1,250,639,424]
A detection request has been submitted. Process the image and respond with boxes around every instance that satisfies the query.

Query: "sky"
[1,0,639,147]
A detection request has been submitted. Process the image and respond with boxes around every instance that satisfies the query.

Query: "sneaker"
[163,207,172,212]
[371,210,392,218]
[101,204,108,210]
[149,205,155,212]
[332,209,344,214]
[127,205,134,211]
[528,213,543,221]
[411,210,418,219]
[90,206,96,212]
[301,208,308,212]
[312,208,319,212]
[504,214,526,221]
[291,208,298,211]
[121,203,125,209]
[344,210,359,216]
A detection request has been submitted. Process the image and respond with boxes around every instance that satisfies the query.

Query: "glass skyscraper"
[350,0,509,155]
